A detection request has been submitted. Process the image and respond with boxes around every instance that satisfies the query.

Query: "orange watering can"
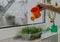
[31,5,42,21]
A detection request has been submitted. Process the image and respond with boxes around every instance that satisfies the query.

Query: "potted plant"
[14,26,42,40]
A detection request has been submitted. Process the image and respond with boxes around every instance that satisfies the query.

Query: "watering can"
[30,5,42,21]
[46,25,58,32]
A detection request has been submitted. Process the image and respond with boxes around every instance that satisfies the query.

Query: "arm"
[38,3,60,13]
[44,4,60,13]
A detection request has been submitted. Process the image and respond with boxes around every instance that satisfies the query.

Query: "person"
[37,3,60,13]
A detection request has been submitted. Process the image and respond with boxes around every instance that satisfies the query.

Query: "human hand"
[37,3,46,11]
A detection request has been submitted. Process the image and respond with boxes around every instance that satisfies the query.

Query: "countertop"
[0,31,58,42]
[0,26,59,42]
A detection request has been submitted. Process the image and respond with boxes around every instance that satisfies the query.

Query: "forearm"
[44,4,60,13]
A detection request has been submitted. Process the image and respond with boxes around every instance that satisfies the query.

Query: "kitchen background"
[0,0,60,41]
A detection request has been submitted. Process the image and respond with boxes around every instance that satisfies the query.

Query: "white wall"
[0,0,43,26]
[3,0,44,25]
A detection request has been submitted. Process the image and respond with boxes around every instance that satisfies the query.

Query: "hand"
[37,3,46,11]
